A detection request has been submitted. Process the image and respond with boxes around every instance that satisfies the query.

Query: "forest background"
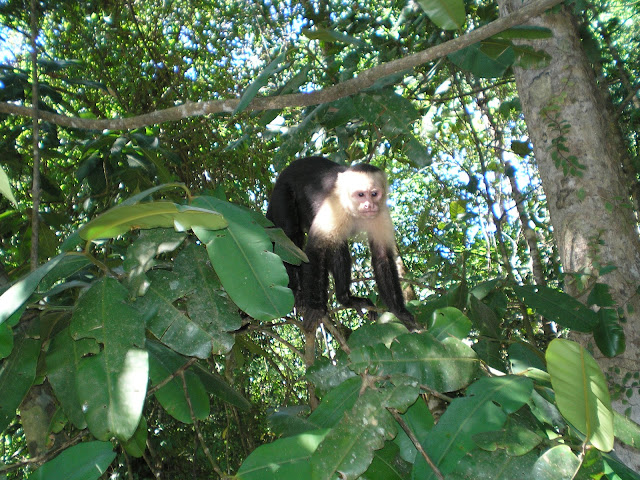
[1,0,640,479]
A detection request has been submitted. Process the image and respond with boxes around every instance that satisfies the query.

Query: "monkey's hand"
[393,308,419,332]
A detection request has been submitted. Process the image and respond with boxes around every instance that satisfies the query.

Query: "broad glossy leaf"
[361,442,411,480]
[192,361,250,410]
[613,410,640,450]
[308,377,361,429]
[393,398,434,463]
[71,278,148,440]
[415,0,465,30]
[447,448,539,479]
[146,340,209,423]
[493,26,552,39]
[416,397,507,479]
[46,328,98,429]
[192,196,293,321]
[593,308,625,357]
[236,429,329,479]
[137,243,239,358]
[0,164,17,206]
[546,338,614,452]
[234,49,287,115]
[473,417,543,456]
[350,332,479,393]
[348,323,407,349]
[508,341,546,374]
[448,42,515,78]
[428,307,472,340]
[0,253,66,325]
[78,201,227,241]
[311,376,420,480]
[265,227,308,265]
[121,417,147,458]
[531,445,580,479]
[512,285,598,332]
[466,376,534,414]
[31,441,115,480]
[0,326,41,432]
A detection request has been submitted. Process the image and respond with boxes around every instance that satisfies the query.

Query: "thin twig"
[389,408,444,480]
[29,0,41,270]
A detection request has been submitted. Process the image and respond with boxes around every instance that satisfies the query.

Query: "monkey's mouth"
[360,210,379,218]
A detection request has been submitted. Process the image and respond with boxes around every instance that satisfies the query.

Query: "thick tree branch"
[0,0,563,131]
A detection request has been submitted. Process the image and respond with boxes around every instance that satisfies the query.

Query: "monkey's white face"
[338,170,387,219]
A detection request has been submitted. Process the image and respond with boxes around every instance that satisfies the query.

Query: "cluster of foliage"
[0,0,639,479]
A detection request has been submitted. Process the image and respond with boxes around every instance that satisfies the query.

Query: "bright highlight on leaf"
[546,338,614,452]
[78,201,227,241]
[0,164,18,207]
[416,0,465,30]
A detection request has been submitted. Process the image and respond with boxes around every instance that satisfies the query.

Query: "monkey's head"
[338,166,388,219]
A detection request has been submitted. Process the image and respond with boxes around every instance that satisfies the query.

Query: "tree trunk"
[498,0,640,468]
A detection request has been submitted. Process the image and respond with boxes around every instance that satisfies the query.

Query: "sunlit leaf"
[31,441,115,480]
[415,0,465,30]
[546,338,614,452]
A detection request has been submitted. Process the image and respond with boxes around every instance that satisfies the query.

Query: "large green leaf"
[236,429,329,480]
[192,362,251,410]
[427,307,472,340]
[234,49,287,115]
[310,375,420,480]
[447,448,539,479]
[448,41,515,78]
[137,243,239,358]
[71,278,148,441]
[78,201,227,241]
[0,253,66,325]
[531,445,581,479]
[146,340,210,423]
[31,441,115,480]
[415,0,465,30]
[512,285,598,332]
[0,163,17,207]
[349,332,479,393]
[0,324,41,432]
[46,328,99,429]
[415,396,507,479]
[192,196,294,321]
[593,307,625,357]
[546,338,614,452]
[307,376,361,429]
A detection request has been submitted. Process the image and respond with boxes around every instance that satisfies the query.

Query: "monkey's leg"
[331,243,375,314]
[370,243,418,331]
[300,244,330,331]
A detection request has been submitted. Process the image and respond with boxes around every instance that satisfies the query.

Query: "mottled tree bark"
[498,0,640,468]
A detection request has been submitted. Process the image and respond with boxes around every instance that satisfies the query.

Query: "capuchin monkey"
[266,156,417,332]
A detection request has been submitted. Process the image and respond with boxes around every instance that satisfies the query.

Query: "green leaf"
[448,42,515,78]
[0,326,41,432]
[466,376,534,414]
[512,285,598,332]
[31,441,115,480]
[493,26,552,40]
[121,417,147,458]
[308,377,361,429]
[613,410,640,451]
[78,201,227,241]
[393,398,434,463]
[531,445,581,479]
[192,196,294,321]
[362,442,411,480]
[302,28,366,46]
[234,49,287,115]
[146,340,210,423]
[192,362,251,410]
[427,307,472,340]
[71,278,148,441]
[349,332,479,393]
[236,429,329,479]
[546,338,614,451]
[593,308,625,357]
[0,253,66,325]
[511,140,532,157]
[311,376,420,480]
[0,163,18,207]
[415,396,507,478]
[46,328,98,429]
[137,244,239,358]
[447,448,539,479]
[415,0,465,30]
[266,227,308,265]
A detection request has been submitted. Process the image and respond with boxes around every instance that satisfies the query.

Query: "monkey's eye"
[357,192,365,197]
[371,191,378,197]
